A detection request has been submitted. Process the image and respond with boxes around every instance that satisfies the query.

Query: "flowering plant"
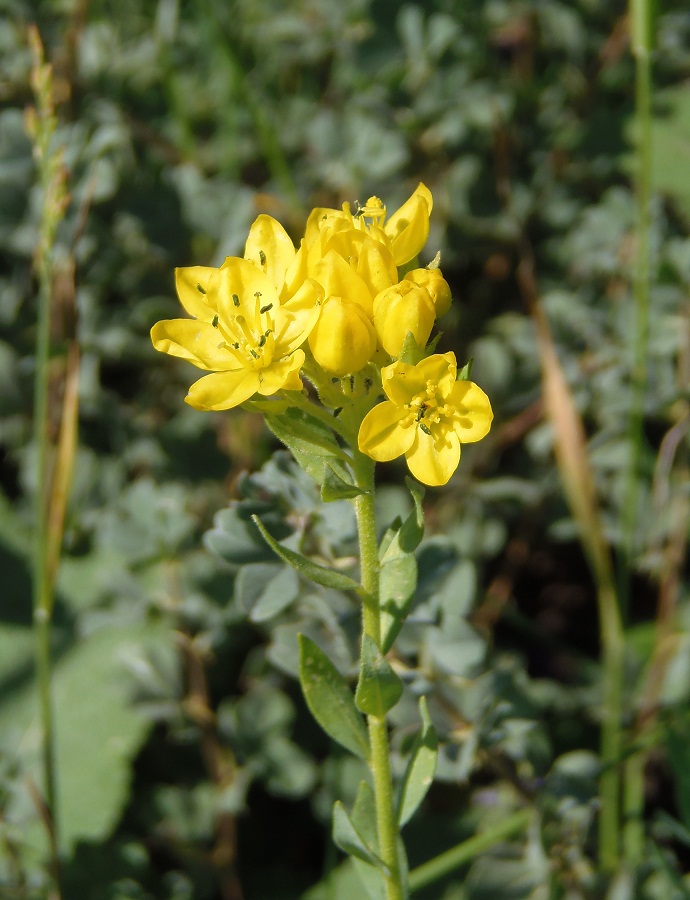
[151,184,493,898]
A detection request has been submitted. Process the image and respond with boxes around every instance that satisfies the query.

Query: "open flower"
[304,183,433,267]
[151,258,322,410]
[358,352,493,486]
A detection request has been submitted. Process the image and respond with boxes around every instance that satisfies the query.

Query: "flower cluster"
[151,184,492,485]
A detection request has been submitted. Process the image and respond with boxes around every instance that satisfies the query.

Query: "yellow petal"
[354,238,398,296]
[281,276,324,315]
[312,250,374,314]
[304,206,350,247]
[447,380,494,443]
[175,266,220,319]
[358,402,414,461]
[274,300,321,356]
[257,350,305,395]
[308,297,376,376]
[216,258,279,323]
[416,352,457,396]
[185,370,260,410]
[384,183,433,265]
[282,240,310,301]
[405,426,460,486]
[404,267,452,316]
[381,360,424,406]
[373,282,436,358]
[150,319,230,371]
[244,215,296,290]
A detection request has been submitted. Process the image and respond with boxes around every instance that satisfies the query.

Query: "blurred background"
[2,0,690,897]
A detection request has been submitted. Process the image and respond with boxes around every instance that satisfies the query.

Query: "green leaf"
[351,859,388,900]
[398,331,425,365]
[378,480,424,651]
[321,463,366,502]
[380,555,418,654]
[252,515,359,592]
[355,634,404,717]
[351,780,379,851]
[0,621,162,854]
[298,635,370,760]
[251,565,299,622]
[333,801,386,871]
[395,697,438,826]
[265,408,350,483]
[457,357,474,381]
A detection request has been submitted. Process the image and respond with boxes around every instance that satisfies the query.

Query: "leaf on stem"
[355,634,404,717]
[298,634,370,760]
[265,407,350,484]
[378,480,425,652]
[333,801,388,871]
[321,463,367,502]
[395,696,438,826]
[252,515,359,592]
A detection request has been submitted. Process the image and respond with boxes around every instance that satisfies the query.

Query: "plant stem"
[27,27,68,859]
[619,0,653,617]
[353,451,404,900]
[598,577,625,871]
[407,809,531,893]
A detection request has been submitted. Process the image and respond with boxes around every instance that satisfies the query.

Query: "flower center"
[356,196,387,222]
[215,291,277,369]
[401,380,452,435]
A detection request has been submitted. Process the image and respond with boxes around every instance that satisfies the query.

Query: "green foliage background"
[2,0,690,897]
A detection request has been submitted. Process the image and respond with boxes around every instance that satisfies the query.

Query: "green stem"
[33,163,58,846]
[353,451,404,900]
[619,0,653,618]
[598,578,625,871]
[407,809,531,893]
[623,752,646,864]
[617,0,653,871]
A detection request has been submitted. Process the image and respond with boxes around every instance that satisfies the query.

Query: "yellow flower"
[151,257,322,410]
[373,281,436,357]
[403,267,452,317]
[304,183,433,267]
[308,296,376,376]
[358,352,493,486]
[242,214,309,305]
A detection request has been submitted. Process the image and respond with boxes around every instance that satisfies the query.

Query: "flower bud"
[403,268,452,316]
[309,297,376,375]
[373,281,436,358]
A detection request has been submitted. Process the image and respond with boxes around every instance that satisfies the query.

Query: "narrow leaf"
[321,464,366,502]
[355,634,404,717]
[298,635,370,760]
[457,357,474,381]
[380,554,418,654]
[351,780,379,853]
[265,408,350,483]
[333,802,387,871]
[252,515,359,592]
[351,859,388,900]
[396,696,438,826]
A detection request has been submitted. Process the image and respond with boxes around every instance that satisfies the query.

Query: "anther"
[250,349,260,359]
[197,283,206,294]
[212,314,219,328]
[232,293,240,307]
[258,335,266,347]
[333,407,343,417]
[260,303,273,313]
[259,250,266,265]
[420,423,432,435]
